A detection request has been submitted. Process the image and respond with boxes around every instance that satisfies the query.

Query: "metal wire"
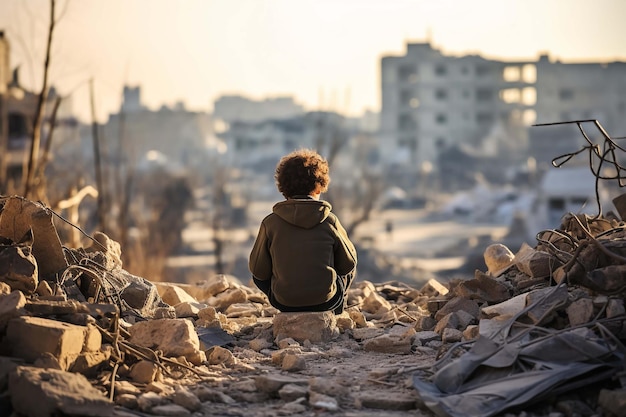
[533,120,626,218]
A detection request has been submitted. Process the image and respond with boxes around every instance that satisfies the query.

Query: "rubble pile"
[0,194,625,417]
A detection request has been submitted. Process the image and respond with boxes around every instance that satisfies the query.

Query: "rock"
[174,301,206,318]
[434,297,479,322]
[171,386,202,412]
[6,316,97,370]
[207,346,237,365]
[273,311,338,343]
[278,383,308,402]
[442,328,463,343]
[128,318,203,364]
[161,285,198,306]
[70,349,111,377]
[249,337,273,352]
[354,390,417,410]
[363,334,412,354]
[414,331,441,346]
[137,391,164,412]
[0,242,38,294]
[0,290,26,330]
[481,293,527,319]
[36,280,54,296]
[9,366,113,417]
[526,285,569,325]
[192,385,236,404]
[566,297,594,326]
[361,291,392,314]
[309,391,339,411]
[115,393,138,409]
[454,270,510,303]
[434,313,460,334]
[419,278,449,297]
[309,377,350,396]
[598,388,626,416]
[483,243,515,276]
[84,232,123,270]
[0,196,68,279]
[463,325,479,340]
[150,403,191,416]
[129,360,158,384]
[255,374,308,395]
[350,327,384,341]
[415,316,437,331]
[282,353,307,372]
[210,288,248,311]
[514,243,556,279]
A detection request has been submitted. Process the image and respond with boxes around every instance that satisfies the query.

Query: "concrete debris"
[0,195,624,417]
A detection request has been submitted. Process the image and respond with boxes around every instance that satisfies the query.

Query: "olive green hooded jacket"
[249,198,357,307]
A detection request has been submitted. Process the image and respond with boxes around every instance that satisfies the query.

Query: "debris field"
[0,194,625,417]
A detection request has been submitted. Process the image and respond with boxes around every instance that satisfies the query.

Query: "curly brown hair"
[275,149,330,198]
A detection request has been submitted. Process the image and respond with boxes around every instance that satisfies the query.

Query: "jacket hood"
[272,198,332,229]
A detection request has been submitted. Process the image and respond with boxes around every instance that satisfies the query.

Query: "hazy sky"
[1,0,625,122]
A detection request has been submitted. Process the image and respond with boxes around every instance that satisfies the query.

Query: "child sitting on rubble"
[249,149,357,314]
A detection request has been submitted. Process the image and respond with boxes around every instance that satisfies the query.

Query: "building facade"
[380,42,626,176]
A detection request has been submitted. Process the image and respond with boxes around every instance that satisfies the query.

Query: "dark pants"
[253,272,353,315]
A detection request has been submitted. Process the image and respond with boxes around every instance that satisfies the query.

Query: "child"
[249,149,357,314]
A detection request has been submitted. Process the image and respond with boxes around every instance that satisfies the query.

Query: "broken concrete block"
[273,311,338,343]
[0,242,38,294]
[414,331,440,346]
[174,301,207,318]
[36,279,53,296]
[566,297,594,327]
[172,386,202,412]
[415,316,437,331]
[481,293,527,319]
[85,232,122,270]
[129,360,159,384]
[0,196,68,278]
[224,302,260,318]
[6,316,95,370]
[9,366,113,417]
[0,290,26,330]
[363,334,412,354]
[278,383,308,402]
[309,391,339,411]
[462,325,479,341]
[606,298,625,318]
[255,374,308,395]
[207,346,236,365]
[210,287,248,311]
[419,278,449,297]
[361,291,392,314]
[526,285,569,324]
[354,390,417,410]
[598,388,626,416]
[434,297,479,322]
[514,243,557,279]
[434,313,460,335]
[128,319,202,364]
[454,270,510,303]
[483,243,515,276]
[442,328,463,343]
[161,284,198,306]
[70,349,111,377]
[282,353,307,372]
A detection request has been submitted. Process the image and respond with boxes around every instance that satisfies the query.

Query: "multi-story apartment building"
[531,55,626,165]
[381,42,536,172]
[380,42,626,178]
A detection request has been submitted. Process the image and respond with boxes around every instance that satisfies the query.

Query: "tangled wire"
[534,119,626,218]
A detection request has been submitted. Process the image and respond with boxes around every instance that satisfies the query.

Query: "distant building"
[213,95,305,124]
[103,86,216,171]
[380,42,626,180]
[0,30,77,185]
[530,56,626,166]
